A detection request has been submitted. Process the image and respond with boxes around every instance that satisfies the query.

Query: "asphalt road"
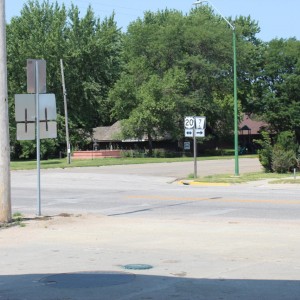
[2,157,300,300]
[11,157,300,221]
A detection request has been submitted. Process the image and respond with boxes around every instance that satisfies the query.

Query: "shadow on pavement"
[0,271,299,300]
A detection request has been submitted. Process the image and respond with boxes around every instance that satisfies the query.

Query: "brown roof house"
[239,114,268,154]
[92,121,177,155]
[73,121,124,159]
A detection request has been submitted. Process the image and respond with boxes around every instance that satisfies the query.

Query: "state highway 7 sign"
[195,116,206,130]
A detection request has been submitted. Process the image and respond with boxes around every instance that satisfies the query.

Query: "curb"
[178,180,230,187]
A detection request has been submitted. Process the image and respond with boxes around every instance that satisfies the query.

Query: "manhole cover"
[39,271,135,289]
[123,264,153,270]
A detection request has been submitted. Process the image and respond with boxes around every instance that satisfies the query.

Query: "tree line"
[6,0,300,160]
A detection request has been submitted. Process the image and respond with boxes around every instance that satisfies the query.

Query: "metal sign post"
[15,59,57,216]
[184,116,206,179]
[35,61,41,216]
[193,126,197,178]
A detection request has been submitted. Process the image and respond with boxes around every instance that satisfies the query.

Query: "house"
[239,114,268,153]
[91,115,268,154]
[92,121,177,151]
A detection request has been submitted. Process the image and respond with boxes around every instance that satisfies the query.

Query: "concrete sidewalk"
[1,213,300,299]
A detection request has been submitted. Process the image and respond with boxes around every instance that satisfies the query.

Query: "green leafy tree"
[109,7,263,152]
[7,0,123,158]
[250,38,300,142]
[7,0,68,157]
[120,68,188,154]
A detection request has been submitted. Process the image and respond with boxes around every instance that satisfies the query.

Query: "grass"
[194,172,297,184]
[10,154,257,170]
[12,212,26,227]
[0,212,26,229]
[10,155,300,185]
[269,178,300,184]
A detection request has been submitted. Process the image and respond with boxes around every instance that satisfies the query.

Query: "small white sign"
[184,116,195,129]
[15,94,57,121]
[195,129,205,137]
[195,117,206,129]
[185,129,193,137]
[184,141,191,150]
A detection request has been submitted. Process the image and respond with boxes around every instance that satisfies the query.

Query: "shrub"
[152,149,166,158]
[275,131,298,152]
[256,130,299,173]
[255,131,273,172]
[121,150,146,158]
[272,147,297,173]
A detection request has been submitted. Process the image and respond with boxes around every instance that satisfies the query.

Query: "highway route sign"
[195,116,206,129]
[184,116,195,129]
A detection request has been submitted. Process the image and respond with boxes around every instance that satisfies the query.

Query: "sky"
[5,0,300,41]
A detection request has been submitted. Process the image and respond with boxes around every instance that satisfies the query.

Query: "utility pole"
[0,0,11,223]
[60,59,71,164]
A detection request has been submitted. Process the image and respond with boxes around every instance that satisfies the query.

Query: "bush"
[121,150,146,158]
[256,130,299,173]
[255,131,273,172]
[271,147,297,173]
[275,131,298,152]
[152,149,166,158]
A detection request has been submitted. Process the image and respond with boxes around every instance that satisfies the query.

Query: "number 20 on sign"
[184,116,195,129]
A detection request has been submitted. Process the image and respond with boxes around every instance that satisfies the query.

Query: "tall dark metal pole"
[0,0,11,223]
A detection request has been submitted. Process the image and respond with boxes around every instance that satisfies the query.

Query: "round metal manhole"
[39,271,135,289]
[123,264,153,270]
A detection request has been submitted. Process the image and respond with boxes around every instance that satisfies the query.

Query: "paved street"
[10,158,300,221]
[1,157,300,299]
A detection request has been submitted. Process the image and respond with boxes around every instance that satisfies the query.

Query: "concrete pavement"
[2,158,300,299]
[1,214,300,299]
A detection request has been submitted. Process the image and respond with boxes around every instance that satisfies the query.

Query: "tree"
[120,68,188,154]
[109,7,262,151]
[7,0,123,158]
[7,0,67,158]
[249,38,300,142]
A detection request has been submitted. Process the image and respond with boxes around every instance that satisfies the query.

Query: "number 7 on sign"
[195,117,206,129]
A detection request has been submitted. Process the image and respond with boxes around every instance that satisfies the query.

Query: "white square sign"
[195,129,205,137]
[184,116,195,129]
[195,117,206,129]
[185,129,193,137]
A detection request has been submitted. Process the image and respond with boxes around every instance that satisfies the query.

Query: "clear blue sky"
[6,0,300,41]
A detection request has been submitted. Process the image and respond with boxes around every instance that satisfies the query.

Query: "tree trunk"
[148,132,153,157]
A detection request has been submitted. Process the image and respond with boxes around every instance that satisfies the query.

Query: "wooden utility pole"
[60,59,71,164]
[0,0,11,223]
